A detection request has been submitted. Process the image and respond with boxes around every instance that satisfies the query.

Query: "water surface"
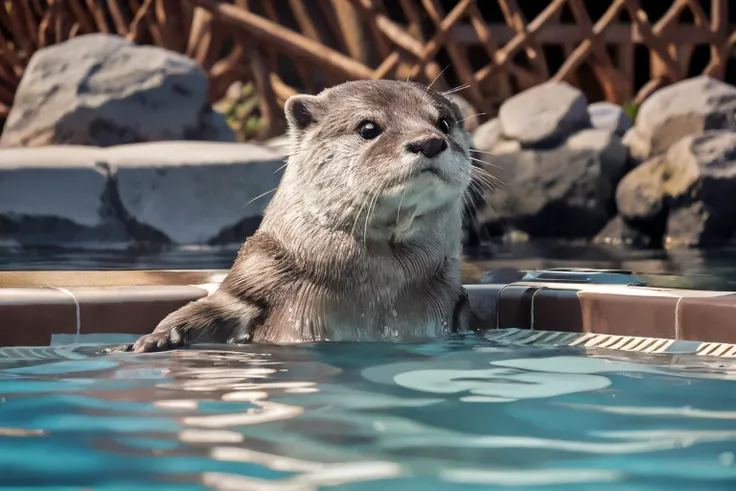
[1,334,736,489]
[3,243,736,289]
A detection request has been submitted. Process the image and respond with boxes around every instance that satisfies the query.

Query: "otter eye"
[357,120,382,140]
[437,118,451,134]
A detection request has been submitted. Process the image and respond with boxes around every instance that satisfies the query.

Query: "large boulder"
[110,142,285,245]
[0,147,130,247]
[473,129,627,238]
[498,81,589,148]
[615,130,736,247]
[1,33,234,148]
[622,76,736,163]
[587,102,632,136]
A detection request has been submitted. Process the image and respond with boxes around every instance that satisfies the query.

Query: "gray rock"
[498,81,589,147]
[1,33,234,148]
[566,129,628,177]
[665,131,736,246]
[665,202,709,248]
[616,130,736,247]
[472,118,502,152]
[474,135,625,238]
[0,146,131,247]
[630,76,736,160]
[615,155,669,223]
[587,102,632,136]
[110,141,285,245]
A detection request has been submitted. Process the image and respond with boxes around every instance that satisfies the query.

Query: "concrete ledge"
[0,142,285,248]
[2,269,736,353]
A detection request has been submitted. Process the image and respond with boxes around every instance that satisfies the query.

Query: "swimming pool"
[1,332,735,489]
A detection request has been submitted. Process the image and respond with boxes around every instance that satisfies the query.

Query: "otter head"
[280,79,472,243]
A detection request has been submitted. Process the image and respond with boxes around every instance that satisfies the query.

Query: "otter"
[111,79,480,353]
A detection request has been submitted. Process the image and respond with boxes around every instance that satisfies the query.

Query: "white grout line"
[674,295,683,340]
[529,286,546,331]
[50,287,81,338]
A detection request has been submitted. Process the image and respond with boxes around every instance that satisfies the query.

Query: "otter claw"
[101,330,182,354]
[130,331,182,353]
[101,344,133,354]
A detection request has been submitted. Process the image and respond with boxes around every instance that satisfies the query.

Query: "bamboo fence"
[1,0,735,138]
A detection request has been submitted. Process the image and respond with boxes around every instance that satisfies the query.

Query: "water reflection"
[5,243,736,290]
[1,338,736,489]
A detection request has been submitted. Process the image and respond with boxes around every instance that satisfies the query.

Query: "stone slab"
[109,141,285,245]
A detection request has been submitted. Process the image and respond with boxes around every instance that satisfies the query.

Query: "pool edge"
[1,269,735,349]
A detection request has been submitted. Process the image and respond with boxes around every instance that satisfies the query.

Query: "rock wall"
[469,81,630,244]
[469,76,736,250]
[608,76,736,248]
[3,32,736,250]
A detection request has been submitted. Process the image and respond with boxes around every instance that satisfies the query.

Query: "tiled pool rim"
[2,269,736,357]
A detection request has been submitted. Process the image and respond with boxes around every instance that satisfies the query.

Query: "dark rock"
[1,33,234,148]
[593,215,660,248]
[665,131,736,247]
[498,81,590,148]
[616,130,736,248]
[472,128,627,239]
[0,146,131,247]
[476,145,625,239]
[665,203,710,248]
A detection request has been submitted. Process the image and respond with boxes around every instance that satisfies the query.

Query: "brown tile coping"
[0,270,223,346]
[2,270,736,348]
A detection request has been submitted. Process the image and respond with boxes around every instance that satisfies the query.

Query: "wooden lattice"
[1,0,735,139]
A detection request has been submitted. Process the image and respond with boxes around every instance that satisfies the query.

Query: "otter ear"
[284,94,324,133]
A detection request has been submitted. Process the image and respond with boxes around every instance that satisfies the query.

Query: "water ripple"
[1,338,736,489]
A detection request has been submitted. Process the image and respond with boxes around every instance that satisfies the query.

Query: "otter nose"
[406,137,448,158]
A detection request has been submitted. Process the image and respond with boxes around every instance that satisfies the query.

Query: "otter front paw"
[103,329,182,354]
[131,329,183,353]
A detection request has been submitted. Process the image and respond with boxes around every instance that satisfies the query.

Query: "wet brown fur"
[111,80,480,352]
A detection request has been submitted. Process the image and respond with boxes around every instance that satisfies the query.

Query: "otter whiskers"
[458,113,485,123]
[426,65,451,94]
[242,187,278,208]
[442,84,470,96]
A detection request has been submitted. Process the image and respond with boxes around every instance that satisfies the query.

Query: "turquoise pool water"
[1,334,736,489]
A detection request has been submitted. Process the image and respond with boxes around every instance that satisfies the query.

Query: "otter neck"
[260,189,462,290]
